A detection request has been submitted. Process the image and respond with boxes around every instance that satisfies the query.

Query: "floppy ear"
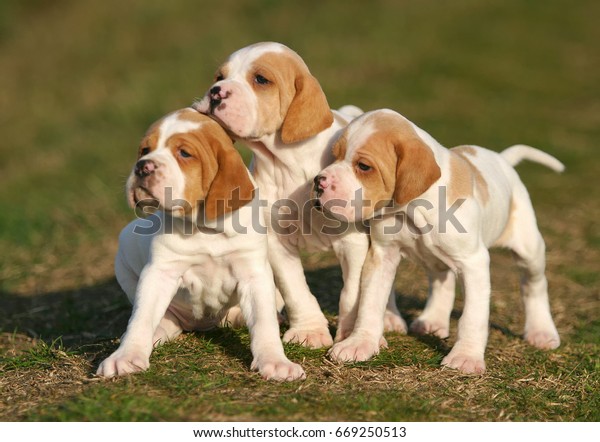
[280,73,334,144]
[393,136,441,207]
[203,146,255,221]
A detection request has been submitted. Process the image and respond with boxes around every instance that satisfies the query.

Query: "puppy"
[97,108,305,381]
[315,109,562,374]
[193,42,406,347]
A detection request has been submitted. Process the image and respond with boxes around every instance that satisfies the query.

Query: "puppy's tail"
[500,144,565,173]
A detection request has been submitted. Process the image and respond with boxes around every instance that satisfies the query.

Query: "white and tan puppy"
[97,108,305,381]
[193,42,406,348]
[316,109,562,374]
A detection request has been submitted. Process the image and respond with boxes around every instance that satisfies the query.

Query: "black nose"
[135,159,156,178]
[210,86,222,108]
[313,175,325,196]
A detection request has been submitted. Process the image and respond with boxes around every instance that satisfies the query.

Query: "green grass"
[1,0,599,422]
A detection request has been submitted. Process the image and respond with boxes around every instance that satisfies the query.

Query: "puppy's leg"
[269,237,333,348]
[410,269,456,339]
[334,233,405,342]
[218,289,285,329]
[114,248,139,304]
[237,268,305,381]
[97,265,181,378]
[332,233,369,342]
[383,286,408,334]
[441,249,490,374]
[152,308,184,345]
[500,189,560,350]
[328,242,401,362]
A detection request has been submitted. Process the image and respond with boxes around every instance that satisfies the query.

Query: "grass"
[1,0,599,422]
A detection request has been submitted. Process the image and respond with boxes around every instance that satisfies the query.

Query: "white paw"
[383,311,408,334]
[524,328,560,350]
[441,348,486,374]
[409,317,450,339]
[252,357,306,382]
[328,335,385,362]
[334,327,352,343]
[334,312,357,343]
[96,349,150,378]
[283,327,333,349]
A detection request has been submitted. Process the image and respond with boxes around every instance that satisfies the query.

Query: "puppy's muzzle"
[135,159,157,178]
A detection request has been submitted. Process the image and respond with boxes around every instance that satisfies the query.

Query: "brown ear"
[393,136,441,206]
[280,73,334,144]
[203,146,255,221]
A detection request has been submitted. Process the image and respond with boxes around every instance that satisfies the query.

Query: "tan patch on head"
[352,130,398,210]
[449,146,489,204]
[164,110,254,220]
[331,133,347,161]
[214,63,230,82]
[140,109,211,157]
[248,51,333,144]
[351,112,441,209]
[139,120,161,157]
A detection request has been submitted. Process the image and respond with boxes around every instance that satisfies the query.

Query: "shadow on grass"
[1,264,523,369]
[0,279,130,348]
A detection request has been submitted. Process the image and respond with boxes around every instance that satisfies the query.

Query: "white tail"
[500,144,565,173]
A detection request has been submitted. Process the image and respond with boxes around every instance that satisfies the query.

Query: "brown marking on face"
[214,63,230,82]
[331,133,347,161]
[163,110,254,220]
[450,146,489,204]
[247,51,333,144]
[352,130,399,210]
[139,119,162,157]
[351,112,441,209]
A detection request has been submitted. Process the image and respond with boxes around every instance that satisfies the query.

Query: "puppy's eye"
[255,74,270,85]
[357,162,371,172]
[140,147,151,156]
[215,73,224,82]
[179,148,192,158]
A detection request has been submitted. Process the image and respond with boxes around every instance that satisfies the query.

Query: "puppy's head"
[193,42,333,144]
[314,110,441,222]
[127,108,254,221]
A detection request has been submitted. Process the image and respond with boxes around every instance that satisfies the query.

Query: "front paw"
[409,317,450,339]
[384,311,408,334]
[252,357,306,381]
[524,328,560,350]
[441,347,485,374]
[328,335,385,362]
[96,349,150,378]
[283,327,333,349]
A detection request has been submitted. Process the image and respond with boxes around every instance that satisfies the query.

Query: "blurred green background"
[1,0,598,294]
[1,0,599,422]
